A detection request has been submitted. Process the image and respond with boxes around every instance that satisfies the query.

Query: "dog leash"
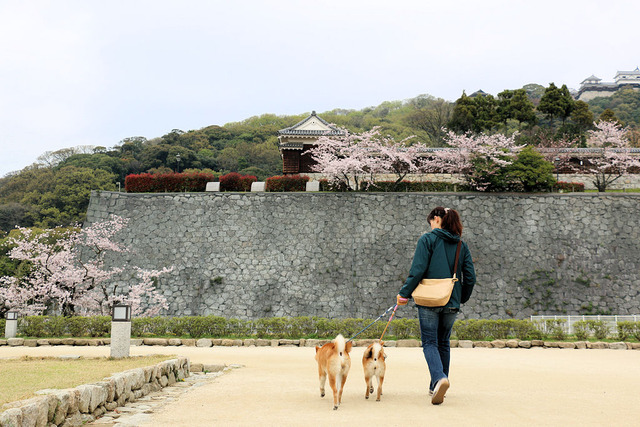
[346,304,396,343]
[378,304,399,342]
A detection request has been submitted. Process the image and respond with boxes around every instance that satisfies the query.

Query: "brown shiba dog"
[362,341,386,401]
[315,334,352,410]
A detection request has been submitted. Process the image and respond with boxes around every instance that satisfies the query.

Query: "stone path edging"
[0,357,189,427]
[1,337,639,350]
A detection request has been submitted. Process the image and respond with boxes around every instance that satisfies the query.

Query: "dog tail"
[335,334,346,356]
[372,342,382,359]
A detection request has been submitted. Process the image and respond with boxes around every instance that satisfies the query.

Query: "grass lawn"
[0,355,175,406]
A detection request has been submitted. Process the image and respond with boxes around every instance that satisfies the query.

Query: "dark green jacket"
[398,228,476,308]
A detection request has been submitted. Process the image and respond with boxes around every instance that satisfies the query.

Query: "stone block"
[203,364,226,373]
[458,340,473,348]
[128,368,146,390]
[251,182,266,192]
[48,338,62,345]
[243,339,256,346]
[355,339,376,347]
[143,338,169,346]
[557,342,575,349]
[52,391,71,425]
[450,340,458,348]
[7,337,24,346]
[196,338,213,347]
[491,340,506,348]
[518,341,532,349]
[306,181,320,192]
[544,341,559,348]
[9,397,49,427]
[383,341,396,347]
[74,339,90,346]
[221,339,235,346]
[190,363,204,373]
[168,338,182,346]
[608,342,627,350]
[181,339,196,346]
[35,339,50,346]
[211,339,223,346]
[0,339,7,346]
[62,338,76,345]
[159,375,169,387]
[130,339,143,346]
[0,408,22,426]
[270,339,279,347]
[23,339,38,347]
[574,341,587,349]
[630,343,640,350]
[473,341,492,348]
[506,339,519,348]
[75,385,93,413]
[205,182,220,192]
[531,340,544,347]
[396,339,420,348]
[587,342,607,349]
[255,339,271,347]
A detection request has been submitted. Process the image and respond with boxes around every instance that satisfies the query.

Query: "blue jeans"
[418,306,458,391]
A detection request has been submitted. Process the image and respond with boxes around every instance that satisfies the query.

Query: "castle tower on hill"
[576,67,640,101]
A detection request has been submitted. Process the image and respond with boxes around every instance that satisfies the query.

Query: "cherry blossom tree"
[585,121,640,192]
[305,126,423,190]
[0,215,171,316]
[435,130,524,191]
[375,134,427,188]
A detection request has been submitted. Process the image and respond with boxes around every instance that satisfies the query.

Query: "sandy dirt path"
[2,345,639,426]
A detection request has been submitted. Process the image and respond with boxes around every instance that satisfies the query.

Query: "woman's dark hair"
[427,206,463,236]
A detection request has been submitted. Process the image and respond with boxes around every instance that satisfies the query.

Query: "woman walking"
[396,206,476,405]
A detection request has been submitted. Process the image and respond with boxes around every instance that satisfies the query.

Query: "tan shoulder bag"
[411,240,462,307]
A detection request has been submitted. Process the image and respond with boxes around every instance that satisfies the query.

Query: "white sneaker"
[431,378,449,405]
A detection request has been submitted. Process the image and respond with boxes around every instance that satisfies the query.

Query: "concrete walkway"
[2,345,639,426]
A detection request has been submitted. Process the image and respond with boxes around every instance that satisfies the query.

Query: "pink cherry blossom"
[0,215,172,317]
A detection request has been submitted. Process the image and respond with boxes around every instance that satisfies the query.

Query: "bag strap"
[452,241,462,279]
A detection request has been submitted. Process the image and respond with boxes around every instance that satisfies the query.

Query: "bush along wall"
[218,172,257,192]
[125,172,218,193]
[10,316,640,342]
[553,182,585,192]
[124,172,258,193]
[265,175,310,192]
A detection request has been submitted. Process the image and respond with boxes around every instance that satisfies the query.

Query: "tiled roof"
[278,111,344,136]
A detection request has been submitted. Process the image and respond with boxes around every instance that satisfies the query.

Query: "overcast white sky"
[1,0,639,177]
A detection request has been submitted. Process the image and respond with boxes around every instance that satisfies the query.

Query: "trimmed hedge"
[218,172,257,192]
[125,172,218,193]
[265,175,310,192]
[368,181,460,192]
[317,179,463,192]
[124,172,258,193]
[12,316,640,341]
[553,181,585,192]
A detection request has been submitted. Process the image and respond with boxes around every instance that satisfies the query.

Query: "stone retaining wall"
[0,357,189,427]
[1,337,638,350]
[85,191,640,320]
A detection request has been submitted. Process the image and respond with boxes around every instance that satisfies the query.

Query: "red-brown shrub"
[125,172,218,193]
[265,175,310,192]
[218,172,257,192]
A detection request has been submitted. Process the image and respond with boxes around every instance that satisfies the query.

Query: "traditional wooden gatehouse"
[277,111,344,174]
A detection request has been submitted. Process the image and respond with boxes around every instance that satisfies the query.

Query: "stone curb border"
[0,357,189,427]
[2,337,639,350]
